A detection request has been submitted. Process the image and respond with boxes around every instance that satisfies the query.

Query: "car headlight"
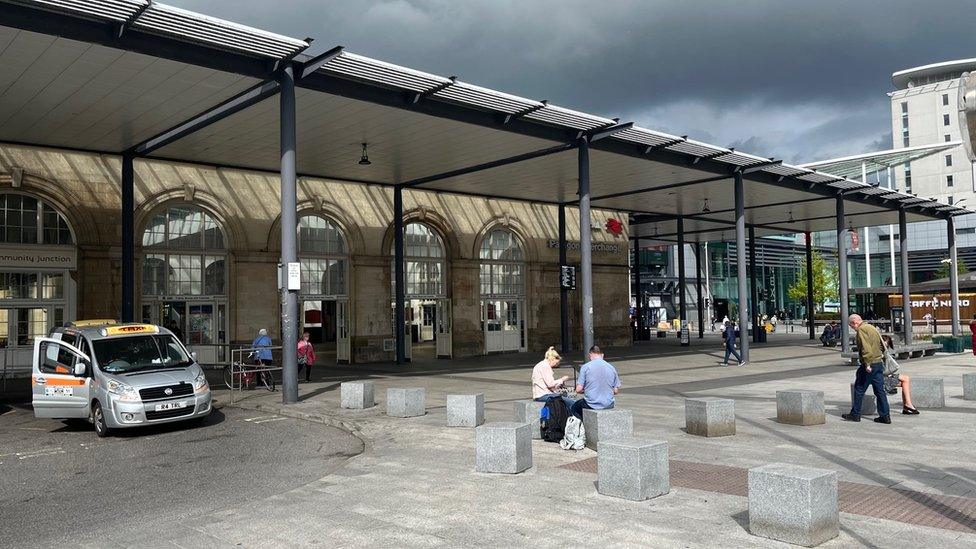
[193,373,209,393]
[107,380,140,402]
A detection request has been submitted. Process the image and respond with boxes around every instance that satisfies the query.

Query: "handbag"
[883,347,899,376]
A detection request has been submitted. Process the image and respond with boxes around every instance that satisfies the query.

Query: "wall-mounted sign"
[605,218,624,236]
[560,265,576,290]
[547,239,621,254]
[0,245,76,270]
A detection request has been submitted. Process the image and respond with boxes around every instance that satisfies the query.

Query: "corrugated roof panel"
[615,127,684,148]
[765,163,810,177]
[524,104,613,130]
[134,3,307,59]
[322,52,445,92]
[433,82,538,114]
[857,186,891,195]
[666,139,728,158]
[5,0,146,22]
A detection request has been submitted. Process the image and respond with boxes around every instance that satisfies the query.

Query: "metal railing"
[226,345,284,404]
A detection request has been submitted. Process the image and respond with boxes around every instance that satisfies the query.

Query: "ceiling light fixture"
[788,210,794,223]
[701,199,711,213]
[358,142,371,166]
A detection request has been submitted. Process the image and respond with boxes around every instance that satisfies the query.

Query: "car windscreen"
[92,335,192,374]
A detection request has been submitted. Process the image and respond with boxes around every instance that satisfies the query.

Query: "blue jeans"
[535,393,576,410]
[723,342,742,364]
[851,361,891,417]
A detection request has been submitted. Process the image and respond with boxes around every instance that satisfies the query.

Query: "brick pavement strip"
[561,457,976,533]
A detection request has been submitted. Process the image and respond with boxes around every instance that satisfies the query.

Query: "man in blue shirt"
[571,345,621,419]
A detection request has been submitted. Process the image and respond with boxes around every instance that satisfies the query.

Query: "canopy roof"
[0,0,969,246]
[800,142,962,181]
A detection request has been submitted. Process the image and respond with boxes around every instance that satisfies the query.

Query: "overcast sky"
[171,0,976,164]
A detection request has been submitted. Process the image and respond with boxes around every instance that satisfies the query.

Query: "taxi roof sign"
[103,324,159,336]
[67,319,118,327]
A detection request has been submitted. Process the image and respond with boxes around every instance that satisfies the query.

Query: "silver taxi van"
[31,320,212,437]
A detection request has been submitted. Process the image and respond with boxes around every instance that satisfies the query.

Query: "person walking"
[720,320,745,366]
[571,346,621,419]
[297,331,316,383]
[843,314,891,424]
[252,328,273,366]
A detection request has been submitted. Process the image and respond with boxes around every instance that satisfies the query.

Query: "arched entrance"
[391,222,452,359]
[298,214,350,363]
[0,193,77,372]
[140,204,227,363]
[479,229,526,353]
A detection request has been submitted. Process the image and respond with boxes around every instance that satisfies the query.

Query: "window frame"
[141,205,227,298]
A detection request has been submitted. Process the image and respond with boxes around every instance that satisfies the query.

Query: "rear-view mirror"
[73,361,86,376]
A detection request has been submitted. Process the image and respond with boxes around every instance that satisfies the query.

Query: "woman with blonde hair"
[531,346,575,408]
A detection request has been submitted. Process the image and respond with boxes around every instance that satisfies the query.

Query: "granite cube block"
[475,422,532,474]
[582,408,633,450]
[513,400,545,439]
[963,373,976,400]
[340,381,375,409]
[447,393,485,427]
[748,463,839,547]
[684,397,735,437]
[776,390,825,426]
[849,383,876,416]
[597,437,669,501]
[386,387,426,417]
[912,378,945,408]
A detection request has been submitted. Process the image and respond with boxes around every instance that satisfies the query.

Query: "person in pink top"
[297,331,316,383]
[531,346,575,408]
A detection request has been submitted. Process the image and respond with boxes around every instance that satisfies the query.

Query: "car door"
[32,334,92,419]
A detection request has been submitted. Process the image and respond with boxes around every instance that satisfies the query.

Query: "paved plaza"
[89,333,975,548]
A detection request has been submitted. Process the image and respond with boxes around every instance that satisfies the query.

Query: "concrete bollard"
[582,408,633,450]
[748,463,839,547]
[684,397,735,437]
[597,437,669,501]
[340,381,375,409]
[475,422,532,474]
[912,378,945,408]
[849,383,877,416]
[513,400,545,439]
[776,390,826,426]
[447,393,485,427]
[386,388,426,417]
[963,373,976,401]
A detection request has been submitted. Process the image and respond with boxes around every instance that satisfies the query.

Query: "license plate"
[44,386,73,396]
[154,401,188,412]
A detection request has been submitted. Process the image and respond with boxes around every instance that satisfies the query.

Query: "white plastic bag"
[560,415,586,450]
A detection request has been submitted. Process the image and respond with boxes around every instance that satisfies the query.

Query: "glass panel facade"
[298,215,348,297]
[479,230,524,297]
[391,223,446,298]
[299,215,346,255]
[142,206,226,297]
[0,194,72,245]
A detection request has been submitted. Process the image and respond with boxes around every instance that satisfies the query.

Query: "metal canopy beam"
[132,80,282,155]
[644,136,686,154]
[297,45,345,80]
[586,122,634,143]
[0,2,275,80]
[399,142,577,188]
[411,76,457,104]
[503,100,548,124]
[116,0,153,38]
[738,159,781,175]
[588,174,729,203]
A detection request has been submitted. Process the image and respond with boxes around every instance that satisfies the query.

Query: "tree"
[787,250,838,312]
[935,259,968,280]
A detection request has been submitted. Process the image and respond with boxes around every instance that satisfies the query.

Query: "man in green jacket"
[842,314,891,424]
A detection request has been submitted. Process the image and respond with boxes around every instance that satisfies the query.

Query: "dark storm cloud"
[169,0,976,162]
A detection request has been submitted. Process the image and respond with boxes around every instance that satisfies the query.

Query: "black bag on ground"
[540,396,570,443]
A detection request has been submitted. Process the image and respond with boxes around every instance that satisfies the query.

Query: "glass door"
[435,298,452,358]
[337,300,350,363]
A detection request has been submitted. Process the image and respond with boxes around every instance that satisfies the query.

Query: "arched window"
[0,193,72,245]
[141,205,225,297]
[391,222,445,297]
[479,229,524,297]
[298,215,347,297]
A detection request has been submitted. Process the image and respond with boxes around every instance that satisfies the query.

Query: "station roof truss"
[800,142,963,180]
[0,0,971,247]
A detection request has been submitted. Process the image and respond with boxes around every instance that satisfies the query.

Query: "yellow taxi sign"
[68,319,118,327]
[104,324,159,336]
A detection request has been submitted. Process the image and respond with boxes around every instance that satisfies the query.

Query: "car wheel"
[92,401,110,438]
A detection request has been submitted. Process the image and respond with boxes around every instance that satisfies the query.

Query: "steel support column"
[121,154,134,322]
[578,138,594,356]
[899,209,912,344]
[695,242,704,339]
[949,216,960,337]
[837,196,850,354]
[559,204,570,352]
[279,64,299,404]
[806,232,814,340]
[632,234,642,343]
[749,226,758,343]
[677,217,687,329]
[734,172,749,363]
[394,186,406,363]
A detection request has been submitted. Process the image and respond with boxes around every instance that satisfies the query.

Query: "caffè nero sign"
[0,245,77,270]
[547,239,621,254]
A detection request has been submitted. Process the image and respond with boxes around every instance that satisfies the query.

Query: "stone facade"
[0,143,631,364]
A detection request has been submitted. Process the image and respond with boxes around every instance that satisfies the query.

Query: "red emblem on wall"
[605,218,624,236]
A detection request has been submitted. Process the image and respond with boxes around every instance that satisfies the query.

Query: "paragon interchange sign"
[547,239,621,254]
